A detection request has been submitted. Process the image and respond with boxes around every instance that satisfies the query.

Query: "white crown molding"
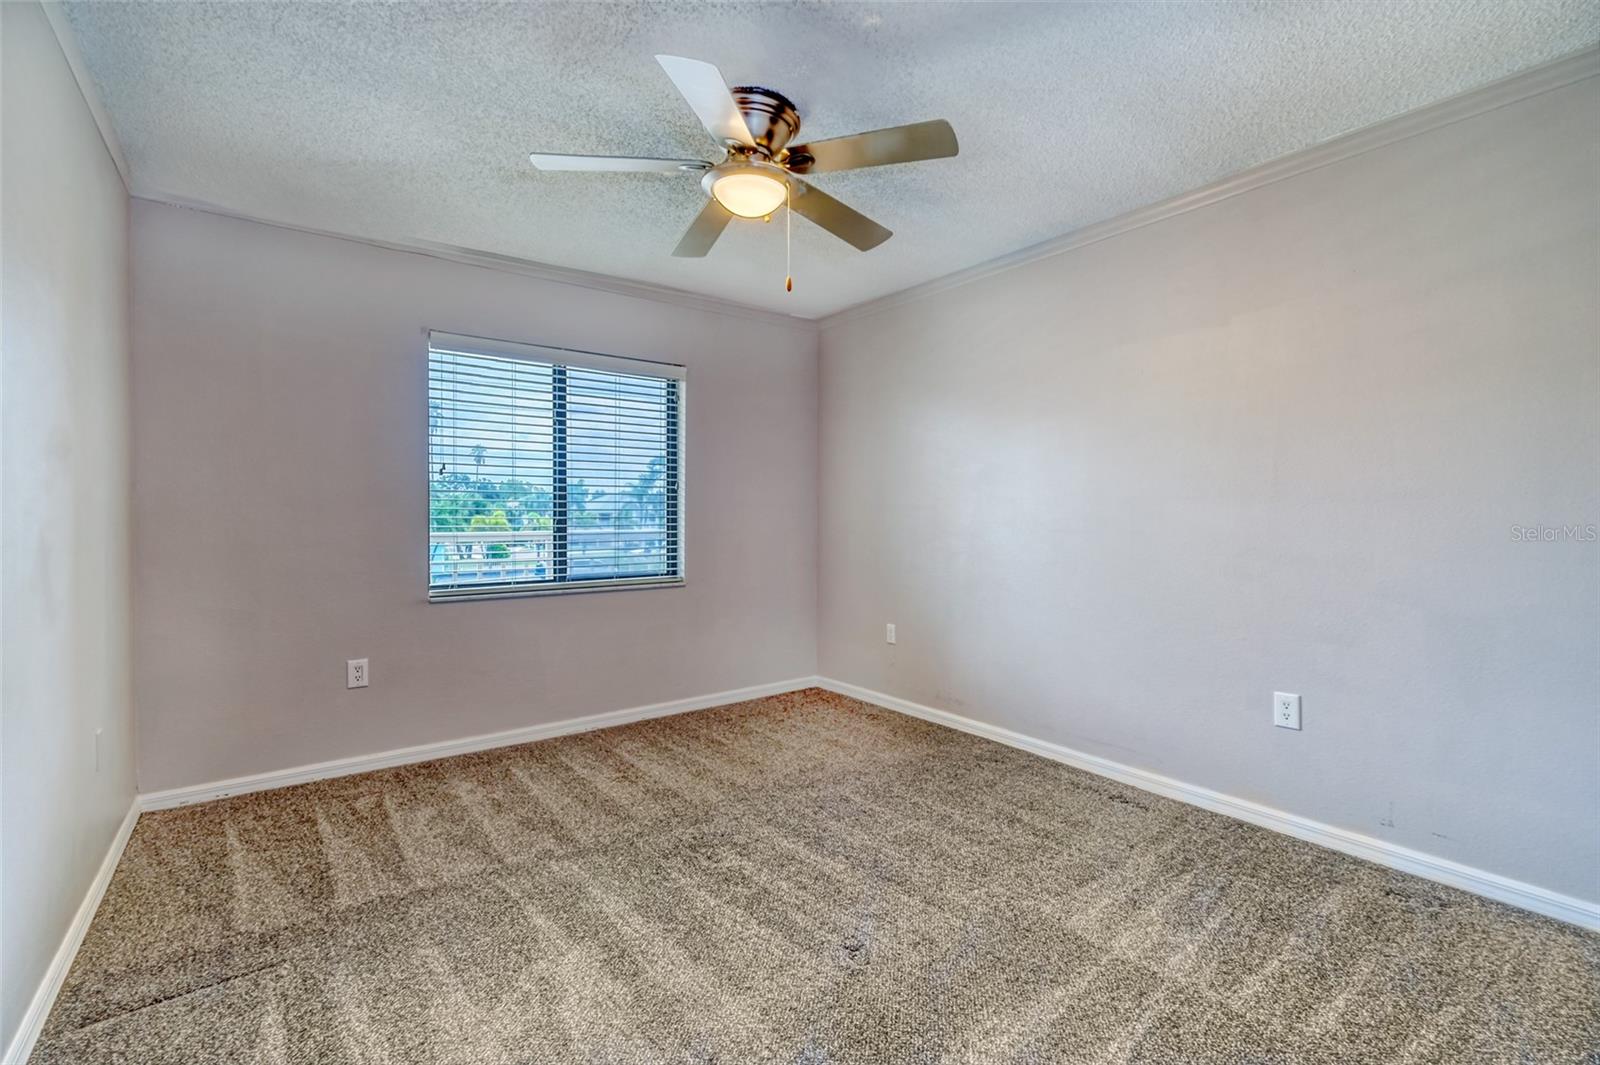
[107,43,1596,329]
[132,193,819,333]
[48,0,799,329]
[40,1,130,191]
[43,9,1596,329]
[820,45,1600,329]
[2,800,140,1065]
[138,676,820,811]
[817,677,1600,932]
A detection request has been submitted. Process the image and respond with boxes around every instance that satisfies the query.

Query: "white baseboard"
[138,676,820,812]
[817,677,1600,932]
[12,673,1587,1065]
[6,678,817,1061]
[3,799,140,1065]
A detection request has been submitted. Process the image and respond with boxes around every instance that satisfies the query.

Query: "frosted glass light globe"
[711,170,787,218]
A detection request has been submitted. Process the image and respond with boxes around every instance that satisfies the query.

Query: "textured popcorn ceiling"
[64,1,1600,318]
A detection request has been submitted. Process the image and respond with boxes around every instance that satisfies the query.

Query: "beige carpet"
[33,689,1600,1063]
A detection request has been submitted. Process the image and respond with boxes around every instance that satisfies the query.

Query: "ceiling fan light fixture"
[708,167,788,219]
[535,56,956,258]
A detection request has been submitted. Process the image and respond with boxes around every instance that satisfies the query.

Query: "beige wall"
[129,202,818,792]
[818,79,1600,902]
[1,2,137,1052]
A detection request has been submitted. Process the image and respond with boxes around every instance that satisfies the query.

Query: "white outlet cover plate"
[347,659,369,689]
[1274,692,1301,730]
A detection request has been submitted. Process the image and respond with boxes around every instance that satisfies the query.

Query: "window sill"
[428,577,685,603]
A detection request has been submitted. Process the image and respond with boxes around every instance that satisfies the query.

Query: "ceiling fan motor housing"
[729,86,801,157]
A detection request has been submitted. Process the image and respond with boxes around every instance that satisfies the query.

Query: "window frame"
[425,330,686,603]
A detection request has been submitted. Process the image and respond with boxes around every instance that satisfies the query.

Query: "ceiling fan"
[530,55,958,258]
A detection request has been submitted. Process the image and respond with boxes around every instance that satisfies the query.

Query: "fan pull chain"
[785,183,793,293]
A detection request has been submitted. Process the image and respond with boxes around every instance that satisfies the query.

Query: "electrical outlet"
[347,658,369,689]
[885,623,896,645]
[1273,692,1301,730]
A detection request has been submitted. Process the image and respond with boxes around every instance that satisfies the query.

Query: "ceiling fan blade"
[655,55,756,147]
[672,200,733,257]
[788,179,892,251]
[530,153,710,173]
[786,119,958,174]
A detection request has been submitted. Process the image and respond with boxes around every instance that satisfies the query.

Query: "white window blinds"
[428,332,684,600]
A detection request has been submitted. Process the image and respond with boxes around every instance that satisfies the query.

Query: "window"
[427,332,683,600]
